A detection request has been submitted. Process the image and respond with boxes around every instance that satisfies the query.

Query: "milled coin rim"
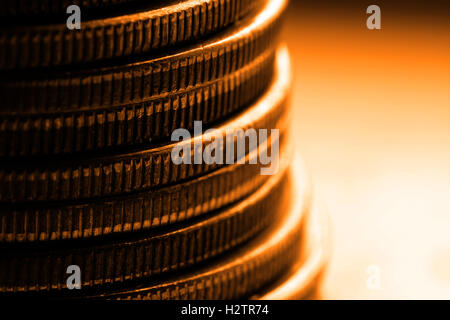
[0,127,290,243]
[0,48,275,156]
[0,141,292,293]
[0,0,285,111]
[0,43,291,202]
[0,0,147,17]
[94,145,310,300]
[0,0,263,69]
[255,154,332,300]
[90,47,304,300]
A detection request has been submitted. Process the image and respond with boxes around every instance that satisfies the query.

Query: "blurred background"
[284,0,449,299]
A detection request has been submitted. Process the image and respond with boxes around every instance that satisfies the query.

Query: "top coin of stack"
[0,0,329,300]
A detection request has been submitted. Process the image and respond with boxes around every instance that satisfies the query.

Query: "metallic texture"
[0,0,282,111]
[0,158,290,293]
[0,0,318,301]
[92,163,310,300]
[255,156,331,300]
[0,0,149,17]
[0,44,290,202]
[0,49,275,156]
[0,0,263,69]
[0,130,289,243]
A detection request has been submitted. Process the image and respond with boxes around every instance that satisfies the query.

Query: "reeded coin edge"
[0,0,262,69]
[95,161,311,300]
[0,43,290,202]
[256,191,331,300]
[0,0,144,17]
[0,129,290,243]
[0,48,275,156]
[0,0,285,111]
[0,155,290,293]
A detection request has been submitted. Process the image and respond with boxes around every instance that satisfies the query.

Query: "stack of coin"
[0,0,329,299]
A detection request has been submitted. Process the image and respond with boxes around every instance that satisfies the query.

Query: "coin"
[0,0,285,110]
[0,42,290,202]
[0,0,299,301]
[85,162,311,300]
[0,129,289,243]
[0,0,264,69]
[253,182,331,300]
[0,153,290,293]
[0,0,153,17]
[0,48,275,156]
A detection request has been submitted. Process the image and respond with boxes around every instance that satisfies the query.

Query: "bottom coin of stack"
[0,46,329,299]
[254,155,331,300]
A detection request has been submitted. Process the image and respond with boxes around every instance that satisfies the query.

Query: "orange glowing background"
[284,1,450,299]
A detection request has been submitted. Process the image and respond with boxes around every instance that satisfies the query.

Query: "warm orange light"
[284,4,450,299]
